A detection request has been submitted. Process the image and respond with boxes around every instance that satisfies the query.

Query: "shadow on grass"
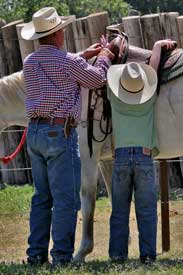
[0,258,183,275]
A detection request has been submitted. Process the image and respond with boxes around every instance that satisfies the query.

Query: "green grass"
[0,184,33,214]
[0,258,183,275]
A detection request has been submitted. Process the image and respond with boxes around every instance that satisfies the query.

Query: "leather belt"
[30,117,66,125]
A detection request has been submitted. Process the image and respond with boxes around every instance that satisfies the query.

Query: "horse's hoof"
[73,253,86,263]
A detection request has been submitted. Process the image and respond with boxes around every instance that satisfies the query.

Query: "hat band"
[120,83,144,94]
[35,21,62,34]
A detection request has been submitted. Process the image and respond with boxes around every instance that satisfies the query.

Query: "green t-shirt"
[107,87,159,157]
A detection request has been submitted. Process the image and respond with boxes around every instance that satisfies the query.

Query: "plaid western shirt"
[23,45,110,121]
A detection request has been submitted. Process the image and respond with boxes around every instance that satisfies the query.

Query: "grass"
[0,184,33,213]
[0,185,183,275]
[0,258,183,275]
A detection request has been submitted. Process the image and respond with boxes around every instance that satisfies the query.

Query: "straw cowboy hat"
[21,7,74,40]
[107,62,158,105]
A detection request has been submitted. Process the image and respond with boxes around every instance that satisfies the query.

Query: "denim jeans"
[26,122,81,262]
[109,147,157,260]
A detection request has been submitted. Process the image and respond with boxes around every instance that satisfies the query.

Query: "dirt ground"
[0,201,183,263]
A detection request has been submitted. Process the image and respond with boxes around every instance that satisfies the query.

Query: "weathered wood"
[87,12,109,44]
[72,16,92,52]
[122,16,144,48]
[1,20,23,73]
[177,16,183,48]
[159,12,181,47]
[140,14,163,50]
[159,161,170,252]
[16,23,35,61]
[0,20,9,77]
[61,15,76,52]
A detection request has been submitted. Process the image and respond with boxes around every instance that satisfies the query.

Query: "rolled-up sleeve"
[69,55,111,89]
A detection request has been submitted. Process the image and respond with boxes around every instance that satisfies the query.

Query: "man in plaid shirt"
[21,6,114,266]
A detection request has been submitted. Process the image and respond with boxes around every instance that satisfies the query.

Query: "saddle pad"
[160,49,183,84]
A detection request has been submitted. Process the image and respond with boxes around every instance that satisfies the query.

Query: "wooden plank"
[16,23,35,62]
[159,12,181,47]
[72,16,91,52]
[61,15,76,52]
[122,16,144,48]
[1,20,23,73]
[177,16,183,48]
[140,14,163,50]
[87,12,110,44]
[0,19,9,77]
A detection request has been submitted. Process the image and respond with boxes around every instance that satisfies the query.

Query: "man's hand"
[80,43,102,60]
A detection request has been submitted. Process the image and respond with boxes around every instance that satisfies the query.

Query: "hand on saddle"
[97,34,115,60]
[80,43,102,60]
[153,39,177,51]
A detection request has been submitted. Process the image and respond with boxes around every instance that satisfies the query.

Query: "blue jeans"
[109,147,157,260]
[26,122,81,262]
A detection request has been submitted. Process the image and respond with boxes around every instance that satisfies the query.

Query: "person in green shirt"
[107,39,176,264]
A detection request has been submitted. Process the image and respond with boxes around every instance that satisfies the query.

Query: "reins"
[0,127,27,164]
[87,32,129,157]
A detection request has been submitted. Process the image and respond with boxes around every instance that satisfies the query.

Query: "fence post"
[159,160,170,252]
[122,15,144,48]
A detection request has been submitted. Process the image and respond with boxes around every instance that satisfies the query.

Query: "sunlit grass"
[0,184,33,213]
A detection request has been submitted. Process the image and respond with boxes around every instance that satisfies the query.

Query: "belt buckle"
[143,147,151,156]
[50,117,54,125]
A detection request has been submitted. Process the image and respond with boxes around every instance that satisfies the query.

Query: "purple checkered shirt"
[23,45,110,121]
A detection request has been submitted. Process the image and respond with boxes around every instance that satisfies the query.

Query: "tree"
[66,0,130,23]
[0,0,70,22]
[0,0,130,23]
[126,0,183,15]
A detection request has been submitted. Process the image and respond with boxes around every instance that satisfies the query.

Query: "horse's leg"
[74,125,102,262]
[98,135,113,201]
[98,159,112,201]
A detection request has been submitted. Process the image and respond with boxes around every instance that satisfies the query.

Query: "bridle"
[87,31,129,156]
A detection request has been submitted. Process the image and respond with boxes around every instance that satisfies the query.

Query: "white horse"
[0,36,183,261]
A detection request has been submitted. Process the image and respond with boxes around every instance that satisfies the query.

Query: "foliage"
[0,0,129,23]
[66,0,129,23]
[126,0,183,15]
[0,0,70,22]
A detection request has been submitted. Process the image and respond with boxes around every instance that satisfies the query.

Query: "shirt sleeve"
[69,55,111,89]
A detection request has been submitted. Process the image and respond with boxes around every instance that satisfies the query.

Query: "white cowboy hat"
[21,7,74,40]
[107,62,158,105]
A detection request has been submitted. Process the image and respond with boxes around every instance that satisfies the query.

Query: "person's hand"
[98,47,115,61]
[80,43,102,60]
[100,34,109,48]
[153,39,177,50]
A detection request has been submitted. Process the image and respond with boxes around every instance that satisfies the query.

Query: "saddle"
[158,48,183,85]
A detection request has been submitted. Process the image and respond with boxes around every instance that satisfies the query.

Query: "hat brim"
[21,16,74,40]
[107,63,158,105]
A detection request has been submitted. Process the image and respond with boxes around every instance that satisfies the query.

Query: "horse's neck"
[127,45,152,63]
[0,71,27,131]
